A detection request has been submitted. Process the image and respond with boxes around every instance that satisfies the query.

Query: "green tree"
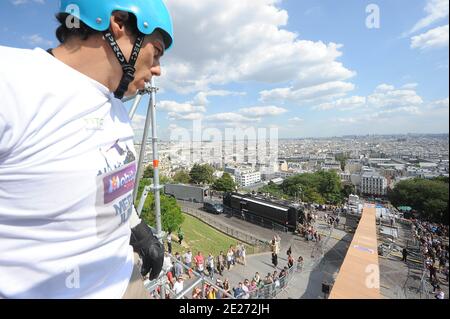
[388,178,449,224]
[173,170,191,184]
[139,184,185,233]
[342,184,355,198]
[212,173,236,192]
[189,164,215,185]
[258,182,287,199]
[335,154,349,171]
[143,165,154,179]
[280,170,343,205]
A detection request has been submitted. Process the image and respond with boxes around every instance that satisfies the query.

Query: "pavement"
[178,201,352,299]
[378,219,449,299]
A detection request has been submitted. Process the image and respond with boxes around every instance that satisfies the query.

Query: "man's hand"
[130,221,164,280]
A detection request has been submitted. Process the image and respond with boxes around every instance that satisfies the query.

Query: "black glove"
[130,221,164,280]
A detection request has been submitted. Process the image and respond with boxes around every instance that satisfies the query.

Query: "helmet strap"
[103,30,145,99]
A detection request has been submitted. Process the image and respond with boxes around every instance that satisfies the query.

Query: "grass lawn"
[169,213,254,256]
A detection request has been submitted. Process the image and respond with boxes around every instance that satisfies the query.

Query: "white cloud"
[318,84,427,123]
[168,112,205,121]
[409,0,449,34]
[289,117,304,123]
[375,84,396,92]
[193,90,246,106]
[238,106,287,117]
[401,83,419,89]
[428,97,449,109]
[159,100,206,113]
[367,87,424,109]
[259,81,355,105]
[206,112,258,124]
[22,34,53,47]
[314,96,366,111]
[411,24,449,50]
[131,115,146,132]
[161,0,354,94]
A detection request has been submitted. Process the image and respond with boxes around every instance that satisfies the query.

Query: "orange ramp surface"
[329,205,380,299]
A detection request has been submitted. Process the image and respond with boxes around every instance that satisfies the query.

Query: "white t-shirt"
[0,46,137,298]
[173,281,184,295]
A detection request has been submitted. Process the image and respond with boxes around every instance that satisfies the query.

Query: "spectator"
[231,245,237,265]
[249,279,257,293]
[166,270,175,289]
[173,277,184,295]
[194,251,205,275]
[236,244,242,264]
[217,251,225,276]
[402,247,408,262]
[206,285,217,299]
[226,248,233,270]
[174,253,183,279]
[264,273,273,285]
[271,252,278,268]
[286,246,292,257]
[215,279,224,299]
[206,253,215,280]
[429,265,437,282]
[273,271,280,288]
[233,282,245,299]
[183,250,193,279]
[241,281,250,299]
[162,252,173,274]
[280,267,287,278]
[192,287,202,299]
[253,272,261,284]
[241,245,247,266]
[270,236,280,268]
[288,254,294,268]
[222,278,231,298]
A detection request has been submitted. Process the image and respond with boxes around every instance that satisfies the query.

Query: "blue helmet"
[59,0,173,50]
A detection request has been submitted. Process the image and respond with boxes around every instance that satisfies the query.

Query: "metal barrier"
[145,253,298,299]
[247,265,297,299]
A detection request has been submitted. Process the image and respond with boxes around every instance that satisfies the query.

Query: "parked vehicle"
[164,184,209,203]
[203,201,223,215]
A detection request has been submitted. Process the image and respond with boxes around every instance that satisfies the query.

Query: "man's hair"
[55,12,139,44]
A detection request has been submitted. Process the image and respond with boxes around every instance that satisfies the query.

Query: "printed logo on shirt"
[95,139,137,238]
[103,163,136,205]
[84,118,105,131]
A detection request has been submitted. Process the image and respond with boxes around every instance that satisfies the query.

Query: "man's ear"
[110,11,130,39]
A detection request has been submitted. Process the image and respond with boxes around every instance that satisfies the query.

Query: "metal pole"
[133,87,153,204]
[149,78,163,239]
[149,78,165,299]
[128,92,144,120]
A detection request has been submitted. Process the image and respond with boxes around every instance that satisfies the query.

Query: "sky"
[0,0,449,140]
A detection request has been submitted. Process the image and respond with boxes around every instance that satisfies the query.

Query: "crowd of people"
[412,220,449,299]
[148,234,303,299]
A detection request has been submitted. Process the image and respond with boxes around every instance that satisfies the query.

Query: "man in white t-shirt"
[0,0,174,299]
[172,277,184,296]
